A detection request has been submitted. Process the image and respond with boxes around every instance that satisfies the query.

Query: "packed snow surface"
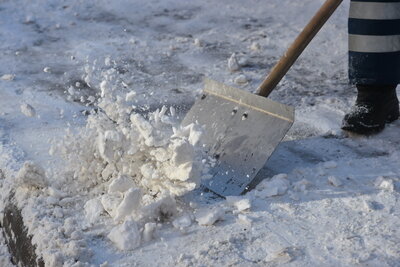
[1,0,400,266]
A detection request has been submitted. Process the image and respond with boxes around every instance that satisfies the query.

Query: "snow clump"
[226,196,251,212]
[20,103,36,117]
[108,220,141,250]
[0,74,15,81]
[195,207,225,226]
[255,174,290,198]
[234,74,248,85]
[228,53,241,72]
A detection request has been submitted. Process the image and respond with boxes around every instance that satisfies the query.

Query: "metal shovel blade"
[182,79,294,196]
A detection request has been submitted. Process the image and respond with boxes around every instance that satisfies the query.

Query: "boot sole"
[341,122,384,135]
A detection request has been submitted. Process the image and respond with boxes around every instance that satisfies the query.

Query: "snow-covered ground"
[1,0,399,266]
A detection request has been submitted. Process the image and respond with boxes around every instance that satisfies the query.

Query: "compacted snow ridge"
[1,0,399,266]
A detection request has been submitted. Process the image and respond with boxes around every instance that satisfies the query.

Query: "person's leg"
[342,84,399,134]
[343,0,400,134]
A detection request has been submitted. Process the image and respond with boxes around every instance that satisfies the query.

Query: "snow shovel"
[182,0,343,196]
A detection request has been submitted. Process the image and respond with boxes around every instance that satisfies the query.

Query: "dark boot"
[341,84,399,134]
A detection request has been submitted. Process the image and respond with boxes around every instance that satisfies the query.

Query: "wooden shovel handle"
[256,0,343,97]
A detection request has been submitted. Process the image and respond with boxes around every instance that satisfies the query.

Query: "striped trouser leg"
[349,0,400,85]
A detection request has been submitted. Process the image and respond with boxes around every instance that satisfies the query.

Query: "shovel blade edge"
[182,79,294,196]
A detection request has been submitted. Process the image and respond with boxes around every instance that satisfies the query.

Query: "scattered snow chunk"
[175,36,189,43]
[250,42,261,51]
[228,53,241,72]
[195,207,225,226]
[114,188,142,222]
[100,80,108,98]
[129,38,137,44]
[25,15,34,23]
[105,56,112,66]
[101,194,122,218]
[323,161,337,169]
[108,220,141,251]
[125,91,137,102]
[265,247,299,264]
[293,179,311,192]
[237,214,252,225]
[226,196,251,212]
[328,176,342,187]
[234,74,248,85]
[67,86,75,96]
[87,95,96,103]
[20,103,36,117]
[1,74,15,81]
[108,175,136,194]
[17,161,47,188]
[143,222,157,242]
[193,38,203,47]
[172,213,193,229]
[65,240,88,260]
[255,174,289,198]
[374,176,394,192]
[97,130,121,163]
[84,198,104,224]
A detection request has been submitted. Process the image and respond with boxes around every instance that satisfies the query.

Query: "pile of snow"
[53,68,210,248]
[3,67,213,266]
